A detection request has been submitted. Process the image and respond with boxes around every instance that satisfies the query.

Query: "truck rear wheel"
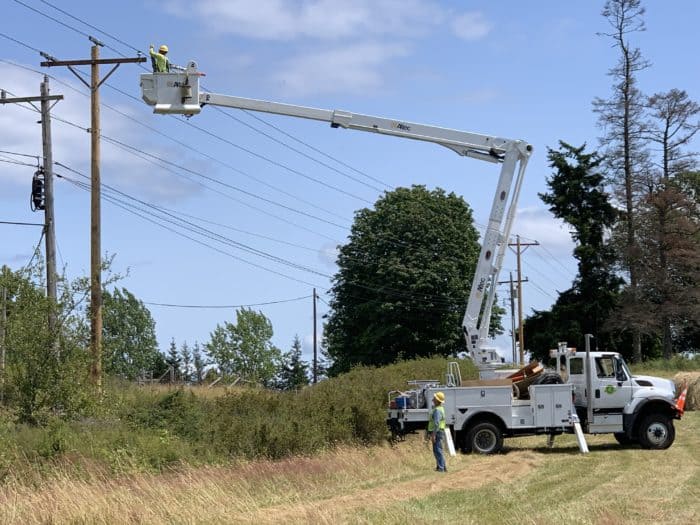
[638,414,675,449]
[468,422,503,454]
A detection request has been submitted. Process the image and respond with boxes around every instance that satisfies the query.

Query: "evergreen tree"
[180,341,192,382]
[277,335,309,390]
[525,142,623,360]
[192,341,208,384]
[165,337,181,380]
[615,176,700,358]
[593,0,650,361]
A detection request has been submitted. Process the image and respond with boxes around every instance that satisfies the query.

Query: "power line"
[58,173,325,288]
[11,0,124,57]
[144,295,311,309]
[38,0,143,54]
[211,105,384,192]
[56,167,330,278]
[22,227,45,273]
[0,149,40,160]
[0,37,359,228]
[241,108,392,190]
[0,31,43,54]
[0,221,44,227]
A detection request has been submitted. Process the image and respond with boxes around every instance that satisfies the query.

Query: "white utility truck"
[388,336,685,454]
[140,63,686,454]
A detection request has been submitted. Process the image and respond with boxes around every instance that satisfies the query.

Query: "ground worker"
[428,391,447,472]
[149,44,170,73]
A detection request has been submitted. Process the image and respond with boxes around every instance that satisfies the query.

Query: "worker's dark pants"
[433,430,446,471]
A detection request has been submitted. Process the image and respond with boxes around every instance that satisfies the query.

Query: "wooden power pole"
[0,78,63,339]
[508,235,538,365]
[42,38,146,387]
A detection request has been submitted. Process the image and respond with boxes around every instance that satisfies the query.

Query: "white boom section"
[140,62,532,365]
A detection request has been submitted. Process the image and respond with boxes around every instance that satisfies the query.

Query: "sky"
[1,0,699,366]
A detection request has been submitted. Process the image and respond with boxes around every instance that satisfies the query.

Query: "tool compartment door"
[530,384,573,428]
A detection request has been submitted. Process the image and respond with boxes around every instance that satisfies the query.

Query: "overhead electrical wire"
[38,0,143,55]
[144,294,312,309]
[8,1,374,204]
[55,165,470,309]
[57,174,324,288]
[211,105,385,192]
[240,108,392,190]
[55,165,330,278]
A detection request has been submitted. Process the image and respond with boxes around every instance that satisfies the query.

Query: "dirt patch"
[673,372,700,411]
[240,450,540,524]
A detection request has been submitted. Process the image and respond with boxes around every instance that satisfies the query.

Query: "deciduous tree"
[324,185,495,374]
[206,308,281,386]
[102,287,161,380]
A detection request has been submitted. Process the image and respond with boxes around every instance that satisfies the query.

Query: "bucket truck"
[139,63,686,454]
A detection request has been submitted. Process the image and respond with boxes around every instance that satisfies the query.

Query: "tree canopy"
[206,308,281,386]
[324,185,499,374]
[102,287,163,380]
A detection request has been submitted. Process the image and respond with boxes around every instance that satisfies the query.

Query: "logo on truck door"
[604,385,617,395]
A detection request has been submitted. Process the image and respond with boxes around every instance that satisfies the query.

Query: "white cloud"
[514,206,575,258]
[451,12,492,41]
[317,242,339,268]
[274,42,408,96]
[165,0,443,40]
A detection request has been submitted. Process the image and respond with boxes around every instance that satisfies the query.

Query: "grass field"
[1,410,697,524]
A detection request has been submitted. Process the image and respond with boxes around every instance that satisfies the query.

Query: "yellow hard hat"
[433,391,445,403]
[159,44,169,53]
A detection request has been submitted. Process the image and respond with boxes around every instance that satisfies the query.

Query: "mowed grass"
[1,411,697,524]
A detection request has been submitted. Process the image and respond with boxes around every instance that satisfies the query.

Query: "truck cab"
[561,348,680,448]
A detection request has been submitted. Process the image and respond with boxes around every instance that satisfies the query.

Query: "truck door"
[591,355,633,411]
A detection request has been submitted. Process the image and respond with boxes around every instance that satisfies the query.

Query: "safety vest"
[149,48,170,73]
[428,405,446,431]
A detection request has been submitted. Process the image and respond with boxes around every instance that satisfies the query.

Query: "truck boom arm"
[140,62,533,364]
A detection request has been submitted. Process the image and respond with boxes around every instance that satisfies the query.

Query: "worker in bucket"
[429,391,447,472]
[149,44,170,73]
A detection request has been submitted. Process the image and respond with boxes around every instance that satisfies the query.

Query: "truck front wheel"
[468,422,504,454]
[638,414,675,449]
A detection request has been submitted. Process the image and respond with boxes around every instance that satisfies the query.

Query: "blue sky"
[1,1,699,364]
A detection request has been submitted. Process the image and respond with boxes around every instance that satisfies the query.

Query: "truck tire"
[468,422,504,454]
[638,414,675,450]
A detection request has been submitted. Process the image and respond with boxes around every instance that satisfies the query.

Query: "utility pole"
[508,235,538,365]
[41,39,146,388]
[40,77,58,338]
[0,80,63,340]
[498,273,528,365]
[312,288,317,384]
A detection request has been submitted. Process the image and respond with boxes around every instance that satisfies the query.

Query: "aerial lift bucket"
[140,61,203,115]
